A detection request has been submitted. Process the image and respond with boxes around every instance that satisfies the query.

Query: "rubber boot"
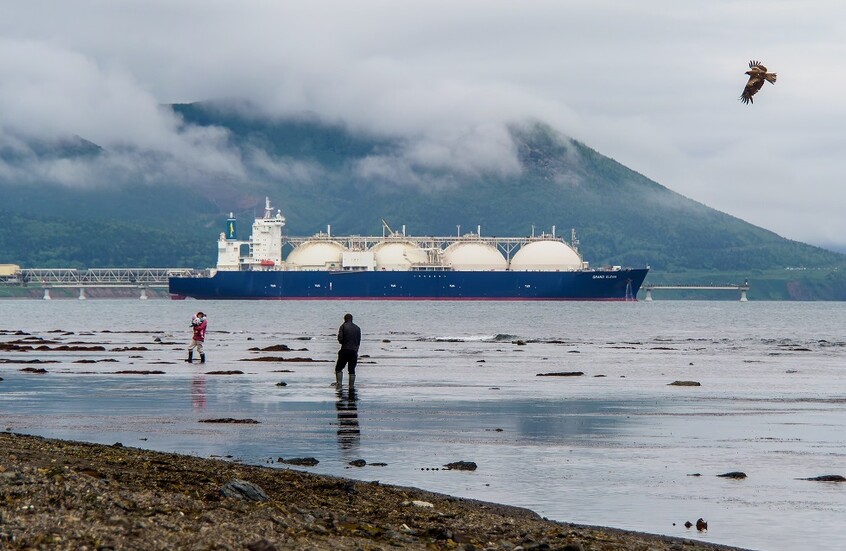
[349,374,356,389]
[335,371,343,387]
[200,353,206,364]
[185,351,193,363]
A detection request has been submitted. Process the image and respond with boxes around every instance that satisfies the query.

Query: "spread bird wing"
[740,74,766,104]
[748,60,768,72]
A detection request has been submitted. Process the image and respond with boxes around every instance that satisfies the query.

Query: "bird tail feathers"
[765,73,777,84]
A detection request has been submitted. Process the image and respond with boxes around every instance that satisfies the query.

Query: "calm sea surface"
[2,299,845,551]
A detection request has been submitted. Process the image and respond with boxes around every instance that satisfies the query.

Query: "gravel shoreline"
[0,432,750,551]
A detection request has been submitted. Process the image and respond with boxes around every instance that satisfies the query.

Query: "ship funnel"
[226,213,237,240]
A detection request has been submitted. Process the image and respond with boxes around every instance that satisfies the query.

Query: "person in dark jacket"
[335,313,361,387]
[186,312,207,363]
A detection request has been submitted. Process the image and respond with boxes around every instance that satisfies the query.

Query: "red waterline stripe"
[171,295,635,302]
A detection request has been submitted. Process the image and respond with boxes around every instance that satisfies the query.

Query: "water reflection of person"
[192,375,206,410]
[335,387,360,452]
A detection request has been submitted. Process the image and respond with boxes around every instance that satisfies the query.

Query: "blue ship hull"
[169,268,648,300]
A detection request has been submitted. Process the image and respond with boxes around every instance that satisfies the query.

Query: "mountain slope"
[171,103,842,272]
[1,102,843,281]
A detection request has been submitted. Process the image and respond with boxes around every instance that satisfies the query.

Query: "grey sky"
[2,1,844,248]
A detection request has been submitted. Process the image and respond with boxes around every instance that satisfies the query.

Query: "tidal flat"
[2,300,846,550]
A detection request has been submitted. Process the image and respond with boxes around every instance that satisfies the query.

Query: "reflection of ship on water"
[335,388,360,451]
[192,376,206,410]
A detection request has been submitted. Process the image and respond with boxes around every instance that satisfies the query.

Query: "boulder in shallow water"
[206,370,245,375]
[717,471,747,479]
[200,418,260,424]
[114,370,165,375]
[444,461,477,471]
[259,344,293,352]
[668,380,701,386]
[801,474,846,482]
[19,367,48,374]
[240,356,323,362]
[278,457,319,466]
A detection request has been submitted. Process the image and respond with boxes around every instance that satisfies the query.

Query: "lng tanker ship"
[168,198,648,300]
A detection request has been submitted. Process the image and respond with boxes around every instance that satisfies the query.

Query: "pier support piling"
[139,288,148,300]
[43,288,51,300]
[78,288,86,300]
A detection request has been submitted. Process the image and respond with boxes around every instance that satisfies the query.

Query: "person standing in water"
[186,312,207,363]
[335,313,361,387]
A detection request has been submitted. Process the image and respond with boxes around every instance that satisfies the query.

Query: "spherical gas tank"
[371,241,428,271]
[285,240,347,270]
[509,240,582,271]
[443,242,507,271]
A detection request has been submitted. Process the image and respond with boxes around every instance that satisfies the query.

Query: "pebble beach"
[0,432,748,551]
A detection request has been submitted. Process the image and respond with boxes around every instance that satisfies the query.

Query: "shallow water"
[2,300,846,551]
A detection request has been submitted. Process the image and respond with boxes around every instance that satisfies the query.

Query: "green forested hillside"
[1,101,844,298]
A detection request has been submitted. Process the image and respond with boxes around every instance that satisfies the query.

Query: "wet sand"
[0,431,748,550]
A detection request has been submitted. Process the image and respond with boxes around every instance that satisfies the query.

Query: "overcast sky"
[2,1,845,249]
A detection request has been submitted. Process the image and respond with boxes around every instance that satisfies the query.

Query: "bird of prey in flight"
[740,60,777,104]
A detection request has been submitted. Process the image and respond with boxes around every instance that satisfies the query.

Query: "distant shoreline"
[0,432,748,550]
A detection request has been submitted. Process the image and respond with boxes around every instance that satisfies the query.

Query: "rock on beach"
[220,479,269,501]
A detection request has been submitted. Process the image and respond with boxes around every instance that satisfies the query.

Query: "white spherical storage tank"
[509,240,582,271]
[443,242,507,271]
[372,241,428,270]
[285,240,347,269]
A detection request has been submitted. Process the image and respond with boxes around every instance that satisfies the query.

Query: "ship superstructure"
[213,198,593,274]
